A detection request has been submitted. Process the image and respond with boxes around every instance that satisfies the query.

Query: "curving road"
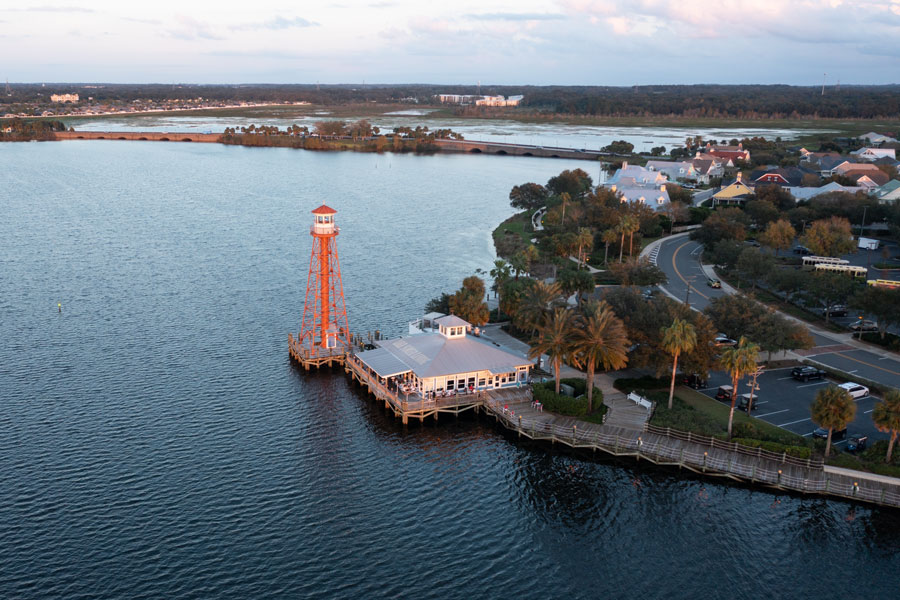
[649,234,900,390]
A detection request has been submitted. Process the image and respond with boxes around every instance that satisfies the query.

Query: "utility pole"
[859,205,868,238]
[822,73,827,96]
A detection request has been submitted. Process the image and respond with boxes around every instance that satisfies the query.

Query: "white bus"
[802,255,850,269]
[814,263,868,279]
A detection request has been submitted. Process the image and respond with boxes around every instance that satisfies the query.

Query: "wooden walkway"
[477,393,900,509]
[342,354,900,508]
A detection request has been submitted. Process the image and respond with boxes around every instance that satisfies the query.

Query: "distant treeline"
[519,85,900,119]
[4,83,900,119]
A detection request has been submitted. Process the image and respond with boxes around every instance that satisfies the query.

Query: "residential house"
[749,166,815,188]
[646,160,698,182]
[711,173,754,207]
[861,132,899,145]
[608,184,671,212]
[689,158,724,185]
[850,147,897,161]
[787,181,866,201]
[873,180,900,203]
[834,162,890,187]
[704,142,751,164]
[606,162,668,187]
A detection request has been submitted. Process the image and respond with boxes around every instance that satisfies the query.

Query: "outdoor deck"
[288,333,347,369]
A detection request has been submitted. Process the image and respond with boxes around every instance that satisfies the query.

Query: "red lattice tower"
[296,204,350,360]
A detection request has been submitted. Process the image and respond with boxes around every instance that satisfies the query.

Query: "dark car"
[823,305,848,317]
[847,435,868,453]
[791,366,826,382]
[681,373,708,389]
[793,245,812,255]
[813,426,847,440]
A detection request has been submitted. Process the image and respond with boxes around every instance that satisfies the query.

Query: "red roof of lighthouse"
[311,204,337,215]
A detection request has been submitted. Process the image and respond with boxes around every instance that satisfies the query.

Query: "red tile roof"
[311,204,337,215]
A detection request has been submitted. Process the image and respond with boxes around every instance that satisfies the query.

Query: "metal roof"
[355,347,412,378]
[374,333,530,379]
[435,315,469,328]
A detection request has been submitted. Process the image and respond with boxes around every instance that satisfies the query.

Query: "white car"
[839,382,870,399]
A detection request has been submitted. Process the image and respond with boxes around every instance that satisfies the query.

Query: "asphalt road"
[651,234,900,390]
[698,367,886,447]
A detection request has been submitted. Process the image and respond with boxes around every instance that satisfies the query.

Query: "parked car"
[822,305,848,317]
[738,393,760,411]
[791,366,827,382]
[849,319,878,332]
[838,382,869,399]
[642,289,656,300]
[793,245,812,255]
[715,385,734,401]
[714,335,737,347]
[681,373,708,389]
[813,426,847,440]
[707,278,722,289]
[846,435,868,453]
[745,239,761,247]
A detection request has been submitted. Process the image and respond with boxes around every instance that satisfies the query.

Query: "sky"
[1,0,899,85]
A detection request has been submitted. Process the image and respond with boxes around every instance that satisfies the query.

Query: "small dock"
[288,333,347,369]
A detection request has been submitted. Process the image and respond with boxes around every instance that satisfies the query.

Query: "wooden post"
[518,415,522,437]
[702,451,708,473]
[402,413,408,425]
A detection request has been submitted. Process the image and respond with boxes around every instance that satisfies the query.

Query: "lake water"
[1,141,898,599]
[68,109,836,153]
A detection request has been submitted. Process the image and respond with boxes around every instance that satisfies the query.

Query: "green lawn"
[650,387,809,446]
[492,212,533,258]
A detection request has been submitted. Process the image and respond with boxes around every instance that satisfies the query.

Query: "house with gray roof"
[606,162,668,187]
[646,160,697,182]
[874,180,900,204]
[353,314,532,399]
[608,184,671,212]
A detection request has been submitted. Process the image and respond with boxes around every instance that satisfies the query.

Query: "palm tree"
[811,385,857,457]
[575,227,594,268]
[559,192,571,225]
[515,280,562,335]
[572,301,630,413]
[489,259,511,299]
[529,307,576,394]
[626,216,640,257]
[660,318,698,410]
[601,229,618,265]
[872,390,900,463]
[719,336,760,438]
[617,214,638,261]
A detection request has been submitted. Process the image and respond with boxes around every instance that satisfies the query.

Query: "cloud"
[2,5,95,12]
[121,16,161,25]
[464,12,567,21]
[231,16,319,31]
[165,16,224,41]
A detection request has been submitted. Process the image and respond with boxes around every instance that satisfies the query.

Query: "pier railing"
[482,399,900,508]
[644,424,824,469]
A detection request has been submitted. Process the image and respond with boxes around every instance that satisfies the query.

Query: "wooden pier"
[288,333,346,370]
[345,353,482,423]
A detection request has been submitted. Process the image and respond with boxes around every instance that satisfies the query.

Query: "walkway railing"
[644,424,824,469]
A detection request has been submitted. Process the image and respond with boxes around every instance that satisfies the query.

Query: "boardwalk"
[477,390,900,509]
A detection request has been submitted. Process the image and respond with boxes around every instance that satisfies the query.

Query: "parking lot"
[695,367,887,448]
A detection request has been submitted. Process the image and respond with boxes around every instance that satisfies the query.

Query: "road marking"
[831,352,900,377]
[672,241,709,301]
[756,409,789,418]
[864,409,874,414]
[691,247,701,256]
[777,376,793,380]
[779,417,812,426]
[848,369,858,374]
[797,380,830,388]
[880,357,891,360]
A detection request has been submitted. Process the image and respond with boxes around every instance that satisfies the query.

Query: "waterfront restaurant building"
[354,315,532,398]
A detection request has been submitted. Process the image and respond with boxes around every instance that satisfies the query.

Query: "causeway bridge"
[55,130,221,143]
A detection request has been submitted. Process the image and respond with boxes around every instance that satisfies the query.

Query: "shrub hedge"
[532,378,604,418]
[730,438,812,459]
[614,375,669,392]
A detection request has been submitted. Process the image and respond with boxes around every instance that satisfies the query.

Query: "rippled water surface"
[2,141,899,599]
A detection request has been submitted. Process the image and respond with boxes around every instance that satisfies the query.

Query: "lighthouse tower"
[289,204,350,369]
